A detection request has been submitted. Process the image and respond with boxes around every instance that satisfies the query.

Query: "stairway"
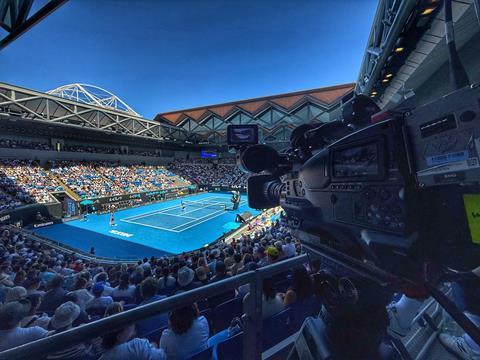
[52,175,81,201]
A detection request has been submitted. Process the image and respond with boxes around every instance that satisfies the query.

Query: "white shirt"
[159,316,209,360]
[86,295,113,309]
[0,326,48,351]
[112,285,136,299]
[68,289,94,310]
[263,295,286,319]
[282,243,296,258]
[99,338,166,360]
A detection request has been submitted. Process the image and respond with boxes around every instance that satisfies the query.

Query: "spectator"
[175,266,201,293]
[86,283,113,311]
[243,278,285,319]
[5,286,27,302]
[19,293,50,329]
[112,272,136,300]
[100,303,166,360]
[195,267,209,286]
[157,267,176,294]
[93,272,114,296]
[136,277,168,338]
[0,300,48,352]
[208,262,235,308]
[159,304,209,359]
[283,266,313,306]
[23,277,44,296]
[282,237,296,258]
[38,275,66,315]
[266,247,280,264]
[46,301,97,359]
[229,253,243,275]
[68,277,94,311]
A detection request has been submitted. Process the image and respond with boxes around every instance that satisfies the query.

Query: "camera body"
[230,83,480,279]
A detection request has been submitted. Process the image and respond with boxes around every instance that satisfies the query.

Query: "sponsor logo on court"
[109,229,134,238]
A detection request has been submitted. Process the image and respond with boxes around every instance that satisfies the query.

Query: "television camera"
[229,82,480,360]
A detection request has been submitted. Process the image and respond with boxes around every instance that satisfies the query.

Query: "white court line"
[122,195,223,221]
[122,207,225,233]
[120,196,247,233]
[121,218,181,233]
[173,209,228,232]
[123,203,184,220]
[174,200,247,232]
[170,208,226,230]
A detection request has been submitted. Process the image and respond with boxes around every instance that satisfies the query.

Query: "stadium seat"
[212,297,243,332]
[217,332,243,360]
[199,308,213,333]
[187,346,213,360]
[262,307,293,350]
[145,324,168,343]
[289,296,321,329]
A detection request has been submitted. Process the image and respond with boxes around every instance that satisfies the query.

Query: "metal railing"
[0,254,310,360]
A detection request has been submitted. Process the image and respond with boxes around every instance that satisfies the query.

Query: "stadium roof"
[0,0,67,51]
[155,83,354,125]
[47,83,140,117]
[356,0,479,108]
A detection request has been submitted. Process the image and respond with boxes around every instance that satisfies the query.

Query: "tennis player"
[181,201,186,212]
[109,210,116,226]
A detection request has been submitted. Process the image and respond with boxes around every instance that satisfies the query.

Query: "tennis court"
[122,196,245,232]
[34,192,258,259]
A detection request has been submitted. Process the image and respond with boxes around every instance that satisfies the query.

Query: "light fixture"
[382,78,390,83]
[385,73,393,78]
[371,91,378,95]
[420,7,435,16]
[394,47,405,53]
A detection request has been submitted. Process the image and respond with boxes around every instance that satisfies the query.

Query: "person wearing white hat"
[175,266,201,294]
[46,301,97,360]
[5,286,27,302]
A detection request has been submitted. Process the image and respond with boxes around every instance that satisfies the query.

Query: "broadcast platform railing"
[0,254,310,360]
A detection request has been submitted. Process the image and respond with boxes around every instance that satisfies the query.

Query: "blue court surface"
[34,193,260,259]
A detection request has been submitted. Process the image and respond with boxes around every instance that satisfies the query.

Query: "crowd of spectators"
[0,191,22,212]
[49,161,188,199]
[0,159,189,208]
[0,139,162,158]
[0,160,61,205]
[0,139,51,151]
[0,156,243,211]
[169,159,247,188]
[0,211,317,358]
[49,161,124,199]
[98,164,183,193]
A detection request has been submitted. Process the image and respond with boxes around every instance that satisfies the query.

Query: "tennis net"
[182,200,228,210]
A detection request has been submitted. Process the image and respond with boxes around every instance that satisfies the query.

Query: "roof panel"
[156,83,354,125]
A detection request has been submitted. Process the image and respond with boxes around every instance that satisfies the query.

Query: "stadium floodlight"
[47,83,140,117]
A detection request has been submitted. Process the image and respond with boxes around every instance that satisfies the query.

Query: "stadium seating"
[169,159,248,187]
[0,159,61,204]
[0,157,248,209]
[212,297,243,332]
[217,331,243,360]
[0,207,305,356]
[262,307,294,350]
[188,346,213,360]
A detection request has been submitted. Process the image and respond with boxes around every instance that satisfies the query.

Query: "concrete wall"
[0,148,173,165]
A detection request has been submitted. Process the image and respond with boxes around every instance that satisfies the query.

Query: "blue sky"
[0,0,377,118]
